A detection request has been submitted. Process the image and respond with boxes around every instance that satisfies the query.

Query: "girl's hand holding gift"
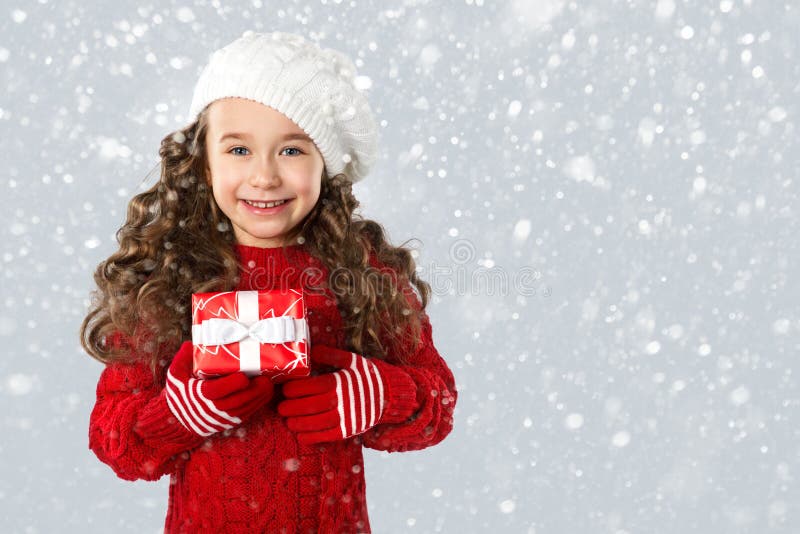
[277,344,398,445]
[166,341,275,437]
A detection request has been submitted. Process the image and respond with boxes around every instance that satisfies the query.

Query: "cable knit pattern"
[88,242,457,533]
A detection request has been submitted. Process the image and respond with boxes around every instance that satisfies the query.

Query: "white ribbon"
[192,316,305,346]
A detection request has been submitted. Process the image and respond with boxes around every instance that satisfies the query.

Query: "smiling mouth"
[242,199,292,208]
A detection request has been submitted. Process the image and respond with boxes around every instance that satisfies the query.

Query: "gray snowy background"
[2,0,799,532]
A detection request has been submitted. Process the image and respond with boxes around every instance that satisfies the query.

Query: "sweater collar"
[234,242,309,265]
[233,242,316,290]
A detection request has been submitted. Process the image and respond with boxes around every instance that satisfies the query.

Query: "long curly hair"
[79,106,431,377]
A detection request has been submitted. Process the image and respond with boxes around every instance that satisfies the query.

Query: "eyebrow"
[217,132,314,144]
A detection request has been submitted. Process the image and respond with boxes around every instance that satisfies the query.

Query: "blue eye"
[228,146,305,156]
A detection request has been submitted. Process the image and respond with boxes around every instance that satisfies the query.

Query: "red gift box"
[191,289,310,383]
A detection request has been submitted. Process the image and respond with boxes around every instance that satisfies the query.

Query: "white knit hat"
[188,30,378,183]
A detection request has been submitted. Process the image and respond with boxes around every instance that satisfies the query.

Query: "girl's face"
[204,97,325,248]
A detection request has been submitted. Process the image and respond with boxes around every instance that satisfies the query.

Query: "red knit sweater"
[88,243,457,533]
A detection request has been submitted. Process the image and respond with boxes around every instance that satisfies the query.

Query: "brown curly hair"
[79,106,432,378]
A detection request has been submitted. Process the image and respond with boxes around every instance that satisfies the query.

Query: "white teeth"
[245,199,287,209]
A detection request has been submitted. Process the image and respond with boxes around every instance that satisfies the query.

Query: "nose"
[248,155,281,187]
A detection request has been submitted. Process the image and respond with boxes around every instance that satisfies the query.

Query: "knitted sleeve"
[88,333,206,481]
[356,256,458,453]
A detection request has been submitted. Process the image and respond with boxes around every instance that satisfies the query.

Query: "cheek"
[302,182,322,206]
[207,159,238,187]
[287,174,319,198]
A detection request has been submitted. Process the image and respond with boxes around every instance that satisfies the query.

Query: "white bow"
[192,316,306,346]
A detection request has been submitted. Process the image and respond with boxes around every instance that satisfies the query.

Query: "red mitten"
[277,345,387,445]
[166,341,274,437]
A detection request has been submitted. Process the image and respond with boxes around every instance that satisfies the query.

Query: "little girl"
[81,31,457,533]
